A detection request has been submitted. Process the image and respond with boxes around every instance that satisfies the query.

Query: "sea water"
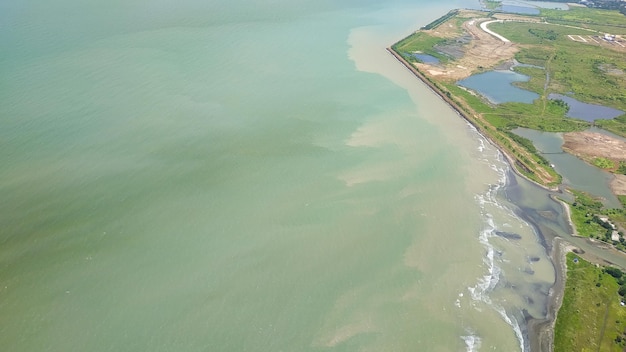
[1,0,557,351]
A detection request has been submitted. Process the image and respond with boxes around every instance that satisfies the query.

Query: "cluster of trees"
[604,267,626,296]
[550,99,570,112]
[528,28,558,41]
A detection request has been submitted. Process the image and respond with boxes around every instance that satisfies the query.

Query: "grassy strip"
[554,253,626,352]
[595,117,626,139]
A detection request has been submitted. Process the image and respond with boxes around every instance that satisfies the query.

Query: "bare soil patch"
[563,132,626,161]
[414,11,538,81]
[611,174,626,196]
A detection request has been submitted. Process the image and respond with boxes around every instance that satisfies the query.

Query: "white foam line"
[470,137,529,351]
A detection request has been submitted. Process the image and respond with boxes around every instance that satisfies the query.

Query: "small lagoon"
[458,70,539,104]
[412,53,440,64]
[500,5,540,15]
[549,93,625,121]
[495,0,569,15]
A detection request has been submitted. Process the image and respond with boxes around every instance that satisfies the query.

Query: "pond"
[512,127,621,208]
[500,5,540,15]
[457,70,539,104]
[495,0,569,14]
[549,93,625,121]
[503,0,569,10]
[412,53,440,64]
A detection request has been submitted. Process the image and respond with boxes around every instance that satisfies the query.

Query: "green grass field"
[391,32,448,63]
[489,21,626,110]
[554,253,626,352]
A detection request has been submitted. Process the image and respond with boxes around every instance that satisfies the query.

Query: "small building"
[612,230,620,242]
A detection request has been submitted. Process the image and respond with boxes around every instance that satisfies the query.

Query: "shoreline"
[386,47,557,193]
[386,47,565,351]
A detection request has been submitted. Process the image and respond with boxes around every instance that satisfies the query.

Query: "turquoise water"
[458,71,540,104]
[1,1,559,351]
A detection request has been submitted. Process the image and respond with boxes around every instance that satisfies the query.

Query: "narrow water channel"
[512,127,621,208]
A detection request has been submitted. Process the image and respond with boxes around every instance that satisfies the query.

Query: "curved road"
[480,20,510,42]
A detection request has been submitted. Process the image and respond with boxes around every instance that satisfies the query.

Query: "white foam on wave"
[494,305,525,352]
[461,332,482,352]
[466,138,528,351]
[477,138,485,153]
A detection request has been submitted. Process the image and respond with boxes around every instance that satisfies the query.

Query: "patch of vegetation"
[483,0,501,10]
[551,99,569,112]
[568,190,626,250]
[391,32,448,64]
[595,116,626,139]
[554,253,626,352]
[594,157,616,170]
[528,28,558,41]
[573,189,604,211]
[483,100,588,132]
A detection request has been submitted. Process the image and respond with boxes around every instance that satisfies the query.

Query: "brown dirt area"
[611,175,626,196]
[414,10,540,81]
[563,132,626,161]
[563,131,626,195]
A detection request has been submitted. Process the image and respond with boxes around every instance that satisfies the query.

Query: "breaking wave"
[465,141,527,351]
